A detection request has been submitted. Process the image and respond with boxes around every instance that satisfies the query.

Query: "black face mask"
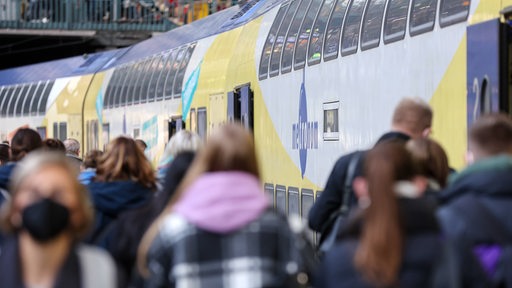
[22,198,70,243]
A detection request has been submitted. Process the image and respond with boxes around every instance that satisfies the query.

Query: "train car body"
[0,0,511,230]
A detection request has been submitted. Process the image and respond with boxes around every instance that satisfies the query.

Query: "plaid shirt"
[145,210,305,288]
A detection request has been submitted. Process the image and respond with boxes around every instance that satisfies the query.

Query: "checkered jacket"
[144,210,305,288]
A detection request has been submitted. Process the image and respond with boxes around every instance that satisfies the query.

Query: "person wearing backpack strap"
[0,152,117,288]
[309,98,433,235]
[438,114,512,287]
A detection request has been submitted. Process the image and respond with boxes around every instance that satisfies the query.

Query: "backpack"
[451,195,512,287]
[318,152,361,255]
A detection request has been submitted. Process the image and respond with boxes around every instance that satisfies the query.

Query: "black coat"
[308,132,410,233]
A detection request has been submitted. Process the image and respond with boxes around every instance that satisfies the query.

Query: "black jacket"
[308,132,410,233]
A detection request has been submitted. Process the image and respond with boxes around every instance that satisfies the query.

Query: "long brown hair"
[355,141,418,286]
[137,123,259,276]
[95,137,156,189]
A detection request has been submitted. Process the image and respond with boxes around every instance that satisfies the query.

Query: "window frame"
[139,56,160,104]
[287,186,300,216]
[21,83,37,116]
[163,49,179,100]
[7,85,23,117]
[293,0,325,70]
[340,0,367,56]
[269,1,300,77]
[166,46,187,99]
[134,58,152,105]
[439,0,470,27]
[264,183,275,208]
[281,0,313,74]
[307,0,338,66]
[30,81,47,115]
[0,87,7,117]
[360,0,387,51]
[409,0,438,36]
[37,80,53,115]
[119,64,136,107]
[148,54,166,102]
[155,51,172,101]
[197,107,207,140]
[275,185,287,214]
[383,0,410,44]
[173,43,197,98]
[259,4,290,80]
[0,86,13,117]
[323,0,351,62]
[15,84,31,117]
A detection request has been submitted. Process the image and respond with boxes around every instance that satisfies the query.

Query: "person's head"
[0,143,10,165]
[352,141,425,286]
[391,98,433,139]
[406,138,450,188]
[95,137,156,189]
[10,128,43,162]
[82,150,104,170]
[135,139,148,152]
[63,138,80,156]
[0,152,93,242]
[468,113,512,161]
[42,138,66,153]
[159,130,202,167]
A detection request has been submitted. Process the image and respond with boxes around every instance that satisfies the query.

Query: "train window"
[282,0,312,73]
[166,47,187,98]
[114,66,130,108]
[288,187,300,216]
[30,82,46,115]
[103,71,115,109]
[139,57,159,104]
[301,189,314,219]
[259,5,288,80]
[127,62,142,105]
[148,55,166,102]
[197,107,207,140]
[0,87,7,117]
[134,59,151,104]
[15,85,30,117]
[22,84,37,116]
[341,0,366,56]
[155,52,171,101]
[440,0,470,27]
[269,1,301,77]
[361,0,386,51]
[294,0,324,70]
[0,86,14,116]
[163,50,178,100]
[173,43,197,97]
[7,86,23,117]
[38,81,54,114]
[323,0,350,61]
[307,0,337,66]
[276,185,287,214]
[323,101,339,140]
[384,0,409,44]
[109,68,121,108]
[410,0,437,36]
[121,65,137,107]
[264,183,275,207]
[59,122,67,141]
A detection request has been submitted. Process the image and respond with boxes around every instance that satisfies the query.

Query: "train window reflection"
[127,62,142,105]
[22,84,37,116]
[384,0,409,44]
[361,0,386,50]
[259,5,288,80]
[341,0,366,56]
[323,0,350,61]
[114,66,130,108]
[166,46,187,98]
[174,43,197,97]
[1,87,14,116]
[270,0,301,77]
[410,0,437,36]
[7,86,22,117]
[282,0,311,74]
[307,0,336,66]
[288,187,300,216]
[31,83,46,115]
[197,107,207,140]
[163,50,178,100]
[276,185,287,214]
[264,183,275,207]
[148,55,167,102]
[440,0,470,27]
[294,0,324,70]
[38,81,53,114]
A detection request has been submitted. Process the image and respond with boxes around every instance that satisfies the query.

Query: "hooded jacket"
[144,172,304,288]
[86,180,152,243]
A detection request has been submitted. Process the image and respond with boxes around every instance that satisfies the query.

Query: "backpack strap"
[340,151,362,214]
[77,245,117,288]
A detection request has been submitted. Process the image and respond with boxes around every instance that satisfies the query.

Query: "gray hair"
[63,138,80,155]
[162,130,202,161]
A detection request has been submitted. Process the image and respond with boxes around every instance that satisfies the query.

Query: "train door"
[467,14,512,130]
[227,83,254,130]
[167,116,184,141]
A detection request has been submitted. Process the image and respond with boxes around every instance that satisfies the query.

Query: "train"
[0,0,510,236]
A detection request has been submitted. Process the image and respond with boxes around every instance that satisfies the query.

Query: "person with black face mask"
[0,152,117,288]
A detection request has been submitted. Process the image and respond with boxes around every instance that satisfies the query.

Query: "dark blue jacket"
[86,180,153,244]
[308,132,410,233]
[0,163,16,207]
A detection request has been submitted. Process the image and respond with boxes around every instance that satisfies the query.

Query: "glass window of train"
[361,0,386,51]
[148,55,166,102]
[126,62,141,105]
[197,107,207,140]
[7,85,23,117]
[383,0,409,44]
[2,87,16,117]
[30,82,46,115]
[122,65,136,106]
[109,69,122,108]
[155,52,171,101]
[139,57,159,104]
[0,87,7,116]
[288,187,300,216]
[22,84,37,116]
[103,71,115,109]
[134,59,152,104]
[282,0,312,73]
[163,50,179,100]
[115,66,131,108]
[440,0,470,27]
[294,0,324,70]
[341,0,366,56]
[259,4,289,80]
[301,189,314,219]
[0,87,11,116]
[269,0,301,77]
[15,85,31,117]
[307,0,337,66]
[167,47,187,99]
[264,183,275,208]
[323,0,350,62]
[38,81,54,114]
[409,0,437,36]
[59,122,67,141]
[173,44,197,97]
[275,185,287,214]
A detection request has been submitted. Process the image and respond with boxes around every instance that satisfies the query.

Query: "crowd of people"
[0,98,511,287]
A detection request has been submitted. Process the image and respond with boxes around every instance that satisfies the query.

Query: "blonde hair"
[392,98,433,135]
[95,137,156,190]
[0,151,94,239]
[137,123,259,276]
[159,131,202,166]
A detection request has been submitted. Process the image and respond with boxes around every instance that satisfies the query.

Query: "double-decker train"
[0,0,510,234]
